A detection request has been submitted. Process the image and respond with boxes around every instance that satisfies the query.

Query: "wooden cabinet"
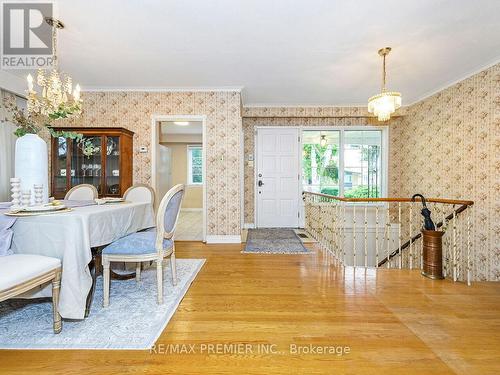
[50,127,134,199]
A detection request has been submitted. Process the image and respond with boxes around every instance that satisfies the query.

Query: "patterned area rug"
[0,259,205,350]
[243,228,310,254]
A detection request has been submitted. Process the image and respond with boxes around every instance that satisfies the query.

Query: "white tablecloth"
[10,202,155,319]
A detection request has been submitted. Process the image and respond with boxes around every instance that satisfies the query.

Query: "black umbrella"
[411,194,435,231]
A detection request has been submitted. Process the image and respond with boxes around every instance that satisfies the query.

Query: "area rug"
[243,228,310,254]
[0,259,205,350]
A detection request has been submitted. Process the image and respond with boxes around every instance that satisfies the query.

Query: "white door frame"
[254,126,302,228]
[254,125,389,227]
[151,114,207,242]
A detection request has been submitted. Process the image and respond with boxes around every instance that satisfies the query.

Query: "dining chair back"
[64,184,98,200]
[155,184,185,253]
[101,184,185,306]
[123,184,155,206]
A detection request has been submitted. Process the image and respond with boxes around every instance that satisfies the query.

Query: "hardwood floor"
[1,242,499,374]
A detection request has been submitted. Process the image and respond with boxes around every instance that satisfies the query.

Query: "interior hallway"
[175,210,203,241]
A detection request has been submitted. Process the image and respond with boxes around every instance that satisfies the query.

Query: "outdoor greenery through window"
[187,145,203,184]
[302,130,383,198]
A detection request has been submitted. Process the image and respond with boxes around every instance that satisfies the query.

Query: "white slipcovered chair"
[64,184,98,200]
[0,254,62,333]
[123,184,155,206]
[102,184,185,306]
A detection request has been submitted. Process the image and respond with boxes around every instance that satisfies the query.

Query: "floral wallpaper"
[242,63,499,281]
[390,63,500,281]
[55,91,242,236]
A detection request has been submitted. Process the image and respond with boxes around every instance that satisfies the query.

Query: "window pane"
[189,146,203,184]
[302,131,340,196]
[343,131,382,198]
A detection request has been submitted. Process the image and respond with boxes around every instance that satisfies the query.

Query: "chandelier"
[367,47,401,121]
[26,18,82,120]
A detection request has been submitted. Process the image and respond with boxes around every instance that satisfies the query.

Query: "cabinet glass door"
[105,136,120,195]
[71,136,103,195]
[53,137,68,197]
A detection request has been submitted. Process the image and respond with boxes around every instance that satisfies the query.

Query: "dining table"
[8,201,155,320]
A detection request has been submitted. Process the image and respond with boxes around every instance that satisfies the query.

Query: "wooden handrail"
[377,203,471,267]
[302,191,474,206]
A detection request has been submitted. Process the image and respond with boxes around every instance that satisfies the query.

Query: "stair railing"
[302,192,474,285]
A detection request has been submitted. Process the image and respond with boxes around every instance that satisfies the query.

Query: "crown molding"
[244,103,367,108]
[81,86,243,93]
[0,70,26,97]
[405,57,500,106]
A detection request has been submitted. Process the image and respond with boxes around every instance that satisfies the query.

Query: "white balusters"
[364,204,368,268]
[301,193,473,285]
[452,207,457,282]
[442,209,447,277]
[466,208,471,286]
[375,206,379,268]
[352,204,356,268]
[385,204,391,269]
[398,202,402,269]
[409,203,413,269]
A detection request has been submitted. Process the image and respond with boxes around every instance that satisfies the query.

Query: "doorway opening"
[152,116,206,241]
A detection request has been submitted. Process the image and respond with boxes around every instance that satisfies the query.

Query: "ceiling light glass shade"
[174,121,189,126]
[320,135,327,147]
[367,47,402,122]
[27,18,82,120]
[368,91,402,121]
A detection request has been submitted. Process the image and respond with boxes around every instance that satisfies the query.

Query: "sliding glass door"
[302,130,340,195]
[302,129,383,198]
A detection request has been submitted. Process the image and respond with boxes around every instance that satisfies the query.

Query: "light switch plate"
[139,146,148,153]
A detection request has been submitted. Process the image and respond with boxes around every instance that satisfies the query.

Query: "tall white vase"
[15,134,49,204]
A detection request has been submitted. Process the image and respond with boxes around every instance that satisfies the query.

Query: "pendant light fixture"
[367,47,401,121]
[320,134,327,147]
[26,18,82,119]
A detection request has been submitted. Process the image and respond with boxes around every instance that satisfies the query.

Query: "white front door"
[256,128,299,228]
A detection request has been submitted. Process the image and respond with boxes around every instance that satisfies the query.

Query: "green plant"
[344,186,376,198]
[2,96,82,141]
[320,187,339,196]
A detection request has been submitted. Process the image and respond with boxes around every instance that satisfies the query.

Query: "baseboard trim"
[181,208,203,212]
[205,235,241,244]
[243,223,255,229]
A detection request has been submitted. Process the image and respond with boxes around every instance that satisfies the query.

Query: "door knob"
[258,180,264,187]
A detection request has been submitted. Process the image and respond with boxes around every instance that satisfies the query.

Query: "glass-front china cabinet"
[50,127,134,199]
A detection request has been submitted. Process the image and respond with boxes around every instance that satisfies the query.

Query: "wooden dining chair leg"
[156,259,163,305]
[136,262,141,282]
[103,259,111,307]
[51,269,62,334]
[170,253,177,286]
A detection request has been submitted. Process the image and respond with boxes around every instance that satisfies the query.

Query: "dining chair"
[102,184,185,306]
[122,184,156,271]
[123,184,155,206]
[0,254,62,333]
[64,184,98,200]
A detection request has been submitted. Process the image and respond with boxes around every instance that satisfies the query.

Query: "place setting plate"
[95,197,127,205]
[4,204,72,217]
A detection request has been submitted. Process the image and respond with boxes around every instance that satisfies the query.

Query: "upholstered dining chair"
[64,184,98,200]
[102,184,185,306]
[123,184,155,206]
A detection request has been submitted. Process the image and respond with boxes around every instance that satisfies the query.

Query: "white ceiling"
[13,0,500,105]
[161,121,202,135]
